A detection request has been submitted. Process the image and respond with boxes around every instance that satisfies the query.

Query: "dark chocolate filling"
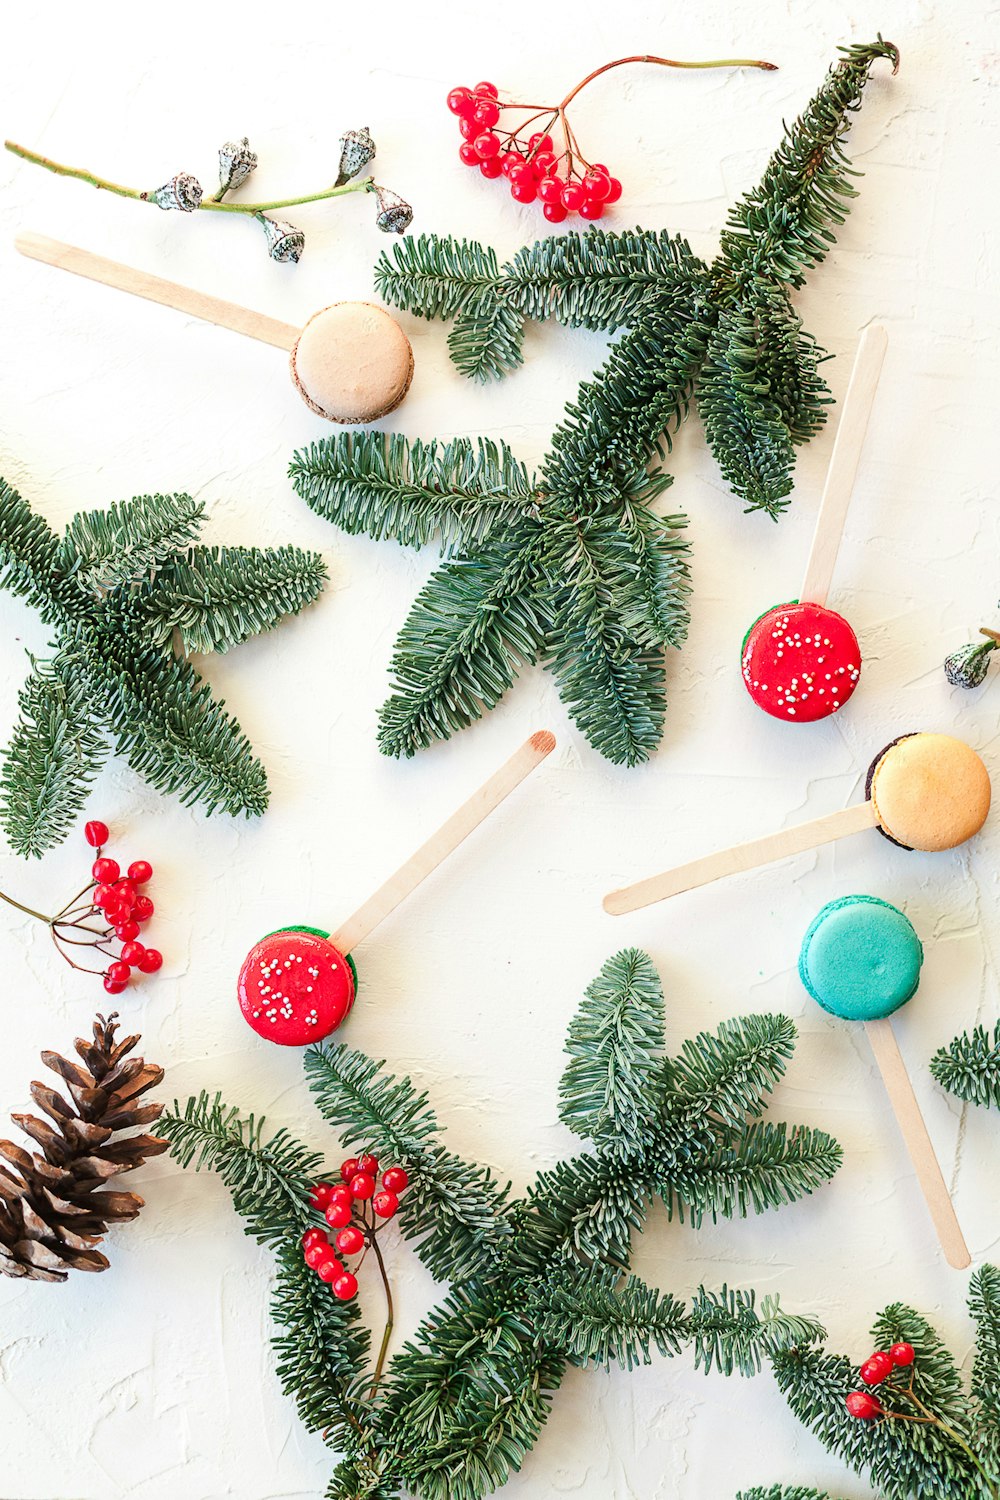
[864,732,918,850]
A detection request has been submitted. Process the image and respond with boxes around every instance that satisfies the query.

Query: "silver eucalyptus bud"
[944,638,997,689]
[335,126,376,186]
[217,137,257,195]
[372,184,413,235]
[146,173,203,211]
[257,213,305,263]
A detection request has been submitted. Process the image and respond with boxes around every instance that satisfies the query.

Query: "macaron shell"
[238,927,356,1045]
[869,732,991,852]
[291,302,413,424]
[799,895,923,1021]
[741,601,861,721]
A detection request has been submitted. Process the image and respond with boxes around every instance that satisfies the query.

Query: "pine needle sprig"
[688,1285,826,1377]
[930,1024,1000,1110]
[294,41,897,766]
[0,480,327,854]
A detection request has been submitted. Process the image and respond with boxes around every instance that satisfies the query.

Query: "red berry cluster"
[845,1340,915,1420]
[447,81,621,222]
[82,820,163,993]
[301,1155,409,1302]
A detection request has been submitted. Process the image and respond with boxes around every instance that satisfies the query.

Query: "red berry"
[138,948,163,973]
[511,179,537,203]
[336,1226,365,1256]
[579,199,604,220]
[349,1172,376,1200]
[860,1352,894,1386]
[382,1167,409,1193]
[583,173,612,202]
[106,899,131,925]
[93,884,115,908]
[102,976,126,995]
[532,152,558,176]
[128,860,153,884]
[480,157,503,179]
[459,115,477,140]
[340,1158,360,1182]
[107,960,130,986]
[473,131,500,159]
[561,182,585,211]
[474,80,499,98]
[302,1227,327,1250]
[133,895,154,922]
[324,1200,352,1229]
[472,100,500,129]
[537,175,564,204]
[604,176,623,203]
[528,132,554,154]
[359,1154,379,1176]
[845,1390,882,1420]
[543,202,569,223]
[329,1183,353,1206]
[890,1342,915,1367]
[500,152,522,177]
[317,1257,345,1283]
[459,142,480,167]
[309,1182,335,1210]
[113,878,137,905]
[92,857,120,883]
[305,1242,330,1269]
[85,820,109,848]
[116,919,140,942]
[332,1272,358,1301]
[120,941,146,967]
[447,86,475,116]
[372,1190,399,1219]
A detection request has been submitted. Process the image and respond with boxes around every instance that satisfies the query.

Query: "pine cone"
[0,1014,166,1282]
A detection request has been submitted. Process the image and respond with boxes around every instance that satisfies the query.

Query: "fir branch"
[736,1489,839,1500]
[373,234,506,322]
[56,493,204,594]
[290,433,538,551]
[971,1266,1000,1433]
[559,947,666,1156]
[377,524,549,760]
[447,297,526,382]
[663,1119,842,1225]
[618,500,691,650]
[0,651,107,857]
[689,1285,825,1377]
[931,1024,1000,1110]
[531,1266,687,1370]
[662,1013,799,1128]
[524,1152,645,1267]
[141,545,328,655]
[0,479,62,618]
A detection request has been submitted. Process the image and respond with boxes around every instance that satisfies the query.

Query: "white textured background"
[2,2,999,1496]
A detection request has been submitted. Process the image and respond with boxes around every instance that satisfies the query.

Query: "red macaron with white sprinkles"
[741,600,861,723]
[238,927,357,1046]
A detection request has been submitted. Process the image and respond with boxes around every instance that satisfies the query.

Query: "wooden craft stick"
[799,324,888,607]
[865,1017,971,1269]
[603,799,878,914]
[331,730,556,955]
[15,231,300,351]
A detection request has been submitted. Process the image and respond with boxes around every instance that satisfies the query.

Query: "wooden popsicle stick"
[603,798,878,914]
[331,731,556,955]
[865,1017,971,1269]
[799,324,888,607]
[15,231,300,351]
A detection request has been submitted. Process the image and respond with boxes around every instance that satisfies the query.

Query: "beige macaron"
[869,732,991,852]
[290,302,413,424]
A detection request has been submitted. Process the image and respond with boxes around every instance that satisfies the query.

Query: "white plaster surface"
[1,2,999,1495]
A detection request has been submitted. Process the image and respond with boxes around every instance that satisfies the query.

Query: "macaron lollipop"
[603,731,991,912]
[799,895,970,1269]
[742,326,887,723]
[238,731,556,1046]
[16,233,413,425]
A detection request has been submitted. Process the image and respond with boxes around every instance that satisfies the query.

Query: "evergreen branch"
[377,523,549,759]
[748,283,831,445]
[504,228,705,330]
[88,636,270,817]
[290,433,537,551]
[930,1024,1000,1110]
[141,545,328,655]
[662,1013,798,1128]
[662,1120,843,1225]
[689,1285,824,1377]
[971,1265,1000,1432]
[531,1266,687,1370]
[524,1152,645,1268]
[718,37,900,287]
[55,492,204,593]
[0,651,107,857]
[870,1305,965,1422]
[559,947,666,1156]
[618,500,691,649]
[374,234,505,321]
[447,296,526,382]
[736,1489,839,1500]
[0,479,61,617]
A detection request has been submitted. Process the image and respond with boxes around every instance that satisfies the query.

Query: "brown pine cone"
[0,1013,166,1281]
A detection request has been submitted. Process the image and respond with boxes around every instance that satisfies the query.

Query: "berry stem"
[556,53,778,110]
[368,1224,394,1398]
[892,1381,999,1497]
[0,886,53,925]
[4,142,373,215]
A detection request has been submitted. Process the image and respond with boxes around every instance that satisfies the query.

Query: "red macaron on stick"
[239,731,556,1046]
[742,325,887,722]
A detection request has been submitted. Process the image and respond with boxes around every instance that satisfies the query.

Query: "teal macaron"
[798,895,924,1021]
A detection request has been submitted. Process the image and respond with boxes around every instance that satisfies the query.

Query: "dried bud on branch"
[373,184,413,235]
[258,213,305,263]
[147,173,203,212]
[336,126,376,186]
[217,136,257,195]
